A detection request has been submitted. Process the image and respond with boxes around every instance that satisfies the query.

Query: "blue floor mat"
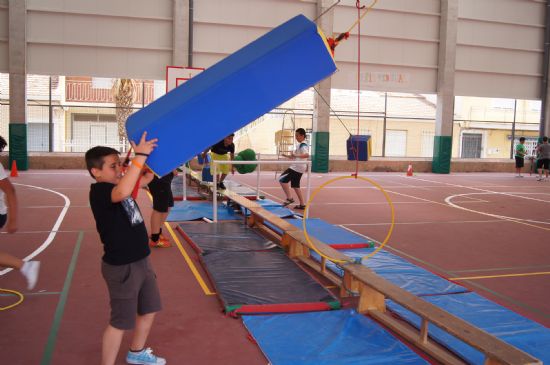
[310,248,467,296]
[167,201,240,221]
[264,218,372,246]
[387,292,550,364]
[243,309,428,365]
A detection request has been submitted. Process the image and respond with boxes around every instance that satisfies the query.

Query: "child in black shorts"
[86,132,166,365]
[148,171,176,248]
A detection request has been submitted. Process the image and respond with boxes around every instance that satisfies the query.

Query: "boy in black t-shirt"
[86,132,166,365]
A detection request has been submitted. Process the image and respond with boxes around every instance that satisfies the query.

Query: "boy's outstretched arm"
[111,131,157,202]
[0,177,17,233]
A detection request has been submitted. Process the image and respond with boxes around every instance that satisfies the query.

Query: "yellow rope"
[302,175,395,264]
[343,0,378,35]
[0,288,24,311]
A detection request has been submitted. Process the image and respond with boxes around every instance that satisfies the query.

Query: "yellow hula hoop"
[302,175,395,264]
[0,288,24,311]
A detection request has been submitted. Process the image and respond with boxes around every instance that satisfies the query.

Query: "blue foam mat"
[243,309,428,365]
[126,15,336,176]
[167,201,240,221]
[265,218,371,245]
[310,248,467,296]
[387,292,550,364]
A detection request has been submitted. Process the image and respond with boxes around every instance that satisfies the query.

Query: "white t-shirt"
[290,141,310,174]
[0,163,7,215]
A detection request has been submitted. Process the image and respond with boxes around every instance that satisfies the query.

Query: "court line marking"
[446,193,550,226]
[40,231,82,365]
[450,271,550,281]
[0,183,71,276]
[342,219,505,226]
[452,264,550,273]
[145,191,215,295]
[164,223,216,295]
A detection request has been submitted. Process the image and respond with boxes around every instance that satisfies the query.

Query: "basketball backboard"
[165,66,205,93]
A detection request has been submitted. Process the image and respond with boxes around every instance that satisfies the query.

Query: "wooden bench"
[224,192,542,365]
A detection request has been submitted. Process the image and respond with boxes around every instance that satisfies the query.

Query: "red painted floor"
[1,170,549,364]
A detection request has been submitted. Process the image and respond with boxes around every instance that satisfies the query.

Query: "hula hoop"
[0,288,24,311]
[302,175,395,264]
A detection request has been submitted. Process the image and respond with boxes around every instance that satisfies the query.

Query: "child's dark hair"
[544,136,549,143]
[0,135,7,152]
[519,137,525,142]
[296,128,306,137]
[85,146,119,178]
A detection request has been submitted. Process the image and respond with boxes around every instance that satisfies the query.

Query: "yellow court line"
[164,223,216,295]
[145,191,215,295]
[450,271,550,281]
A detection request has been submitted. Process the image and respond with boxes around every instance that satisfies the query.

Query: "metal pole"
[212,161,217,222]
[539,1,550,137]
[49,76,53,152]
[382,92,387,157]
[256,153,261,200]
[305,161,311,219]
[510,99,517,159]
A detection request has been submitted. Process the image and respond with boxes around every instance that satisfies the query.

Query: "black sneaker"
[218,182,226,190]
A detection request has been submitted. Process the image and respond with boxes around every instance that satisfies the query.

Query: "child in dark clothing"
[86,131,165,365]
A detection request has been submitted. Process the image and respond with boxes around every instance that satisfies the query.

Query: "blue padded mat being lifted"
[387,292,550,364]
[264,218,372,246]
[177,222,276,254]
[310,248,467,296]
[243,309,428,365]
[167,201,240,221]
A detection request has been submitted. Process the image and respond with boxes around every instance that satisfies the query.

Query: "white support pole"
[212,162,218,222]
[305,162,311,219]
[256,153,261,200]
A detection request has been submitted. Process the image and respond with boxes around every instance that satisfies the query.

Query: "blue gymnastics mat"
[167,201,240,221]
[387,292,550,364]
[243,309,428,365]
[126,15,336,176]
[310,248,468,296]
[265,218,373,247]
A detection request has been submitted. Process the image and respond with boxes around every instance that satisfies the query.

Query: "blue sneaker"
[126,348,166,365]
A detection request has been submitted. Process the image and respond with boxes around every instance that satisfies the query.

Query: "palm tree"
[112,79,136,149]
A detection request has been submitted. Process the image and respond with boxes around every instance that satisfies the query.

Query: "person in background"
[279,128,309,210]
[0,135,40,291]
[515,137,526,177]
[203,134,235,190]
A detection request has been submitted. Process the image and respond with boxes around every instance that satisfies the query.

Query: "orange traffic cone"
[10,160,18,177]
[406,164,413,176]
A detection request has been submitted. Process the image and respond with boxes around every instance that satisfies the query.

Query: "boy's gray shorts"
[101,257,162,330]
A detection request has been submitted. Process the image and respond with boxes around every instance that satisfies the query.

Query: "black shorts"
[0,214,6,229]
[537,158,550,170]
[515,156,524,168]
[101,257,162,330]
[279,168,303,188]
[148,173,174,213]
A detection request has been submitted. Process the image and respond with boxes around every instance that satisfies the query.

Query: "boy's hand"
[130,131,158,156]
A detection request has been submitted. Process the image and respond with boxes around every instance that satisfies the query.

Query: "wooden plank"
[369,310,467,365]
[345,265,541,365]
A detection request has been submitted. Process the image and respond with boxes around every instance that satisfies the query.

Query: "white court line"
[404,175,550,204]
[445,192,550,225]
[343,219,506,226]
[0,183,71,276]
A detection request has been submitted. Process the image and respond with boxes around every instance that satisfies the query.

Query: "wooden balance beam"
[224,191,542,365]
